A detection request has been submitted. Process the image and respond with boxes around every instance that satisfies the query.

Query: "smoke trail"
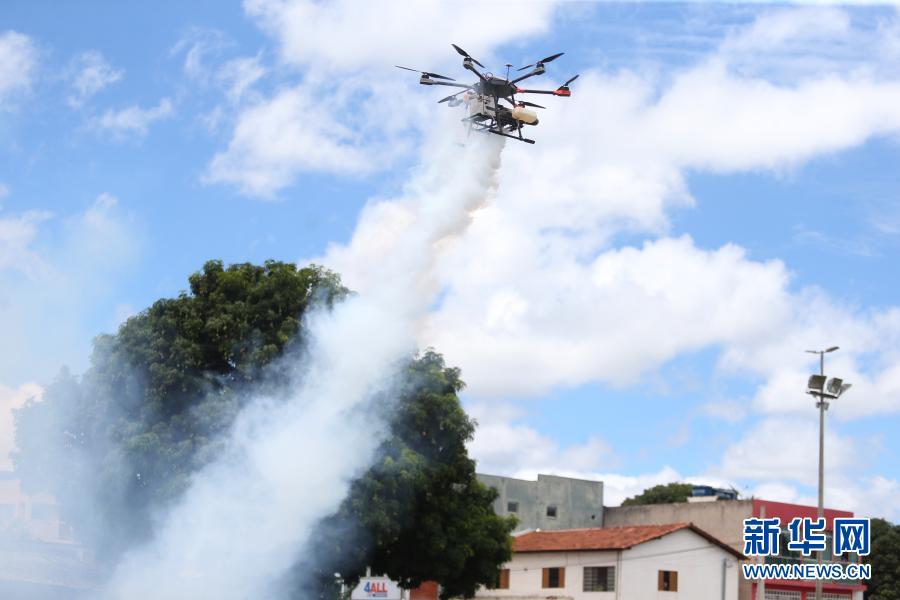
[103,131,504,599]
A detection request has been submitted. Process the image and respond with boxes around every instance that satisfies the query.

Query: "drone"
[397,44,578,144]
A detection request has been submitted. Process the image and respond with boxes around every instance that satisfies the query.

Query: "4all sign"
[351,577,402,600]
[365,581,388,597]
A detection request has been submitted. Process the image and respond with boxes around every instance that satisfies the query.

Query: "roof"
[512,523,744,559]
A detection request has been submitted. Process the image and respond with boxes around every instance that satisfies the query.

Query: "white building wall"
[475,529,739,600]
[619,529,739,600]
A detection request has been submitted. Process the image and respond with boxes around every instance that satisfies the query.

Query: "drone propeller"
[499,97,545,109]
[517,52,564,71]
[561,74,579,87]
[395,65,455,81]
[437,89,470,103]
[451,44,485,68]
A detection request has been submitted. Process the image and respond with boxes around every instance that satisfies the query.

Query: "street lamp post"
[805,346,851,600]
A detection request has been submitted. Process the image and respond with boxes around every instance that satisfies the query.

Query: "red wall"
[753,498,853,531]
[750,499,864,596]
[410,581,439,600]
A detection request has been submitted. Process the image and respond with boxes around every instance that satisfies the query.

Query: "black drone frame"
[397,44,578,144]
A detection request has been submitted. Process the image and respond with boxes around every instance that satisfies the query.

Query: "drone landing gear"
[489,129,535,144]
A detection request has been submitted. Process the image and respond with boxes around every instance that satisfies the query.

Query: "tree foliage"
[621,482,695,506]
[13,259,512,597]
[296,352,515,599]
[16,260,346,553]
[866,518,900,600]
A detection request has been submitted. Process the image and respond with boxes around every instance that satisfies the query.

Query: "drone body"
[397,44,578,144]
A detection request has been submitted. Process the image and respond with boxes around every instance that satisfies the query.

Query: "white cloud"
[0,30,37,107]
[701,399,749,424]
[93,98,174,139]
[193,3,900,522]
[208,0,562,195]
[217,55,266,104]
[0,194,140,386]
[399,8,900,410]
[598,468,690,507]
[0,208,53,275]
[307,6,900,518]
[424,235,793,395]
[67,50,122,108]
[465,400,692,507]
[244,0,557,72]
[715,417,858,485]
[205,86,374,196]
[713,416,900,520]
[0,383,42,471]
[467,401,617,478]
[172,28,231,81]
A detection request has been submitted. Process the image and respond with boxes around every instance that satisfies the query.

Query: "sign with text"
[351,577,402,600]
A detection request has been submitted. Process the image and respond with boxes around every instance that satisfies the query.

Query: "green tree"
[14,259,512,597]
[865,518,900,600]
[15,260,347,554]
[621,482,695,506]
[294,352,515,599]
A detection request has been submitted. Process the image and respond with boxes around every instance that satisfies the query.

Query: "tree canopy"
[295,352,514,599]
[14,259,513,598]
[866,518,900,600]
[621,482,695,506]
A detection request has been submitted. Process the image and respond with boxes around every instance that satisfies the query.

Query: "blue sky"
[2,1,900,519]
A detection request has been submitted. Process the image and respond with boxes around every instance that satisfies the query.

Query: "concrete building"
[476,523,742,600]
[0,471,97,598]
[0,472,71,543]
[477,473,604,531]
[605,498,865,600]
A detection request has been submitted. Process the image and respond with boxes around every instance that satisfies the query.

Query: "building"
[476,473,604,531]
[361,474,605,599]
[0,472,72,543]
[476,523,742,600]
[0,472,97,598]
[605,498,866,600]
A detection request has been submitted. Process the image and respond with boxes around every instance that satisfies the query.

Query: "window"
[489,569,510,589]
[30,502,56,521]
[658,570,678,592]
[59,520,74,541]
[583,566,615,592]
[542,567,565,588]
[764,592,801,600]
[546,505,557,518]
[507,501,519,513]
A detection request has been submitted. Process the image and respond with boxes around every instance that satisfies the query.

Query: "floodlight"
[807,374,826,392]
[819,377,852,398]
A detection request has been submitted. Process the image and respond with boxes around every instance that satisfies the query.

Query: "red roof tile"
[513,523,743,559]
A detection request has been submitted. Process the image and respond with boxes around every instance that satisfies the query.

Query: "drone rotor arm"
[516,52,565,71]
[509,69,544,85]
[395,66,456,81]
[429,81,472,89]
[514,88,557,95]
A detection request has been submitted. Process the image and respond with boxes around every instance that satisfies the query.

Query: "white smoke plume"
[103,129,504,599]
